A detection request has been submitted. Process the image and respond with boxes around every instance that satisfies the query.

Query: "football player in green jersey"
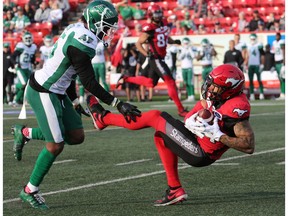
[12,0,141,209]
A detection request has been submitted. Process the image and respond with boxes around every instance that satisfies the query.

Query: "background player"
[92,42,110,92]
[245,33,265,101]
[39,34,54,68]
[116,5,188,117]
[11,0,141,209]
[11,31,37,106]
[87,64,255,206]
[196,38,217,83]
[178,37,196,102]
[272,32,285,100]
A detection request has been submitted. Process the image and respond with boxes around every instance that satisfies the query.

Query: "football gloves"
[116,101,141,123]
[185,112,225,143]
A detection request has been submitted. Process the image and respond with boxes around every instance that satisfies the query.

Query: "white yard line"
[53,159,76,165]
[115,159,152,166]
[3,147,284,204]
[212,163,239,166]
[276,161,285,165]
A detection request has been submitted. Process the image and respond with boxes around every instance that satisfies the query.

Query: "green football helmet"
[43,35,53,47]
[22,31,33,46]
[249,33,257,40]
[83,0,118,46]
[201,38,210,47]
[182,37,191,45]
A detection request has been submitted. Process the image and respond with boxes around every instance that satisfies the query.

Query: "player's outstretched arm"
[219,120,255,154]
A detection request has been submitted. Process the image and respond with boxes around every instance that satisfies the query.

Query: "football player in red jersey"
[116,5,188,117]
[88,64,255,206]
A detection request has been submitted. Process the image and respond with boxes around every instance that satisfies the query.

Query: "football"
[196,109,214,125]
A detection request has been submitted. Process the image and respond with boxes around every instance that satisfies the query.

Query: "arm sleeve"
[11,50,22,65]
[66,80,78,101]
[67,45,116,105]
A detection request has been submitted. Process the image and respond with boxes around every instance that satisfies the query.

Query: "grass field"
[3,97,285,216]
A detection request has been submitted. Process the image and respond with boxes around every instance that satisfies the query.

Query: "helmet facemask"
[44,36,53,47]
[152,10,163,23]
[94,19,118,47]
[201,76,224,102]
[23,34,33,46]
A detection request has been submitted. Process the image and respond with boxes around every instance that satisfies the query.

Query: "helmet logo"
[94,4,115,19]
[233,108,248,117]
[225,78,243,89]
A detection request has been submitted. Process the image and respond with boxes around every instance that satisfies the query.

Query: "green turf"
[3,99,285,216]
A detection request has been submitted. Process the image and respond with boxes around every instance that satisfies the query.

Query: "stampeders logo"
[170,128,199,154]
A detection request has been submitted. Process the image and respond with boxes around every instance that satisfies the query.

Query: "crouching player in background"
[87,64,255,206]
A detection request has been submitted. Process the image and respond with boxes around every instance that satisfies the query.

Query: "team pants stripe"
[39,93,63,143]
[154,59,166,75]
[16,69,27,85]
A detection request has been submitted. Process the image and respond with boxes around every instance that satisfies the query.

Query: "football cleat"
[11,125,30,161]
[178,109,189,117]
[154,187,188,206]
[86,95,110,130]
[20,188,49,210]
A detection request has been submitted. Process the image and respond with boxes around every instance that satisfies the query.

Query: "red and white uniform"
[185,93,251,160]
[142,20,169,59]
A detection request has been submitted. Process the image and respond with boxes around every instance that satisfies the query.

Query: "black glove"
[75,104,90,117]
[174,39,181,45]
[116,101,141,123]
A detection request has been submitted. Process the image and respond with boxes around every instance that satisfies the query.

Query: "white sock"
[26,182,39,193]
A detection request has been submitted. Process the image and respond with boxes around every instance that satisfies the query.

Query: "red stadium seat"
[166,1,178,10]
[257,0,273,7]
[69,0,78,11]
[203,19,215,27]
[217,17,232,27]
[25,22,52,36]
[233,0,248,8]
[222,0,233,8]
[194,18,205,26]
[246,0,257,6]
[16,0,29,8]
[25,23,41,33]
[163,10,173,18]
[273,0,285,6]
[174,10,185,19]
[141,2,152,10]
[32,32,44,46]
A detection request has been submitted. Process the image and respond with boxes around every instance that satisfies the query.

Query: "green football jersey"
[34,22,97,95]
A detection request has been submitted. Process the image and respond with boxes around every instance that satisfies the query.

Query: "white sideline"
[3,147,284,204]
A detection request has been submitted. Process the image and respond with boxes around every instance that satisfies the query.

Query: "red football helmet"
[201,64,245,102]
[147,5,163,23]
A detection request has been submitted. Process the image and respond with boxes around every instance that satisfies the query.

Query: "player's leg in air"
[87,95,215,206]
[117,59,188,117]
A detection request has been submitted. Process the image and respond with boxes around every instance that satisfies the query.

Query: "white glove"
[8,67,16,74]
[280,65,285,79]
[259,64,264,72]
[243,65,248,73]
[202,117,225,143]
[185,112,212,139]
